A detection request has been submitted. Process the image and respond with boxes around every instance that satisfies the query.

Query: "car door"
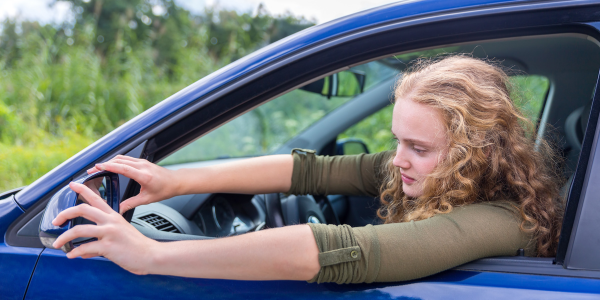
[12,1,600,299]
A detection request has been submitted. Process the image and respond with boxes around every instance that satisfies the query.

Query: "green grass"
[0,131,94,191]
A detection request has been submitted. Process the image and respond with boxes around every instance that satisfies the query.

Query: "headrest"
[581,102,592,136]
[565,102,592,151]
[565,106,585,151]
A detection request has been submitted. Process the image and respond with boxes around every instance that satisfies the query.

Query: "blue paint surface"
[0,244,42,300]
[0,197,25,243]
[14,0,531,209]
[25,249,600,299]
[0,198,41,300]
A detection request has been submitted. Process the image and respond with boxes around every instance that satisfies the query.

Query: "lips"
[401,173,416,184]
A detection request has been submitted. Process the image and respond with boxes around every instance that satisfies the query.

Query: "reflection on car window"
[159,60,397,165]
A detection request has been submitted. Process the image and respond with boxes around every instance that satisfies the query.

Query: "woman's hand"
[52,182,160,275]
[87,155,178,213]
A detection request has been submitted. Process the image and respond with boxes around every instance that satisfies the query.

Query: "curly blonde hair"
[378,56,564,257]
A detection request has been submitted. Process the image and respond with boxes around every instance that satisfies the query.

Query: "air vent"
[139,213,181,233]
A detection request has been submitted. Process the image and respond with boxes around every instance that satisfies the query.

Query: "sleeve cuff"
[286,148,317,196]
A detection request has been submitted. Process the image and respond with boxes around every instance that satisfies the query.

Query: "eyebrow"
[391,132,434,147]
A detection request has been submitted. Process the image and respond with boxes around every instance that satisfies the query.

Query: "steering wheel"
[263,193,339,228]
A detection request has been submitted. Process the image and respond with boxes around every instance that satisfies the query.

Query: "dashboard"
[131,193,264,238]
[129,189,381,241]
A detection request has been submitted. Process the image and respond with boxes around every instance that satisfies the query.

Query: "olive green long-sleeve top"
[287,149,534,284]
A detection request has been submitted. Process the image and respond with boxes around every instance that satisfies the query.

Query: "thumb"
[119,195,147,214]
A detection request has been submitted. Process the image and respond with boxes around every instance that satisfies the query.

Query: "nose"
[393,145,410,169]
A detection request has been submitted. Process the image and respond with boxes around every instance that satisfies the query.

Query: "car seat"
[562,102,592,198]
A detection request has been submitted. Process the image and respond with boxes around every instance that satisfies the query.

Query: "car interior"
[119,33,600,246]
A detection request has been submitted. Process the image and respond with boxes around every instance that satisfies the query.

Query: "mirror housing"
[300,70,366,98]
[39,171,120,253]
[336,138,370,155]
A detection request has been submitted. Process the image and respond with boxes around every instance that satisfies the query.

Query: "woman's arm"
[52,182,320,280]
[176,154,294,195]
[150,225,320,280]
[88,154,293,213]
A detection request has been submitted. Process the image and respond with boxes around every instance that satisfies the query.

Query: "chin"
[402,184,422,198]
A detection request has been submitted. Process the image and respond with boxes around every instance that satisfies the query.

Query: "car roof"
[15,0,542,208]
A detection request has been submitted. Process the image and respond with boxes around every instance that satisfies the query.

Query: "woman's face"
[391,97,449,197]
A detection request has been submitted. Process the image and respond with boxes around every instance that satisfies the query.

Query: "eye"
[413,146,426,154]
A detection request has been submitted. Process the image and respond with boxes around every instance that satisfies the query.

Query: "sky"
[0,0,400,25]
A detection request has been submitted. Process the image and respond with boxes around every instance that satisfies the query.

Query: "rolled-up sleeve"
[307,202,534,284]
[287,149,393,197]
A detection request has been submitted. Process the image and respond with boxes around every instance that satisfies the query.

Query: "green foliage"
[0,131,94,192]
[0,1,313,193]
[510,75,550,122]
[339,105,395,153]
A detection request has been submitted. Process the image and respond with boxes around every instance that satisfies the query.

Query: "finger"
[95,162,149,184]
[69,182,114,213]
[87,155,143,174]
[119,195,148,214]
[53,225,102,250]
[87,167,99,174]
[111,159,146,170]
[113,155,144,163]
[52,204,108,226]
[66,241,103,259]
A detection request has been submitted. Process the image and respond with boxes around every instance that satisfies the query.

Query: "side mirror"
[336,138,370,155]
[39,171,120,253]
[300,70,366,99]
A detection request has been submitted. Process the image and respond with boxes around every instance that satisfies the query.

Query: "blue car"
[2,0,600,298]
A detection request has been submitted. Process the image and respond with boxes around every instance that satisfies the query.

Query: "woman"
[51,56,564,283]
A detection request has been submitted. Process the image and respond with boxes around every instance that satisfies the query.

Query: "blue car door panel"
[25,248,600,299]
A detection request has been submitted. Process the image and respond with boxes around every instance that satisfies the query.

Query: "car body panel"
[0,197,42,300]
[25,249,600,300]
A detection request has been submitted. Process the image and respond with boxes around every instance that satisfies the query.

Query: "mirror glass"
[337,139,370,155]
[336,71,366,97]
[299,70,366,98]
[343,141,369,155]
[73,175,112,242]
[77,176,110,204]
